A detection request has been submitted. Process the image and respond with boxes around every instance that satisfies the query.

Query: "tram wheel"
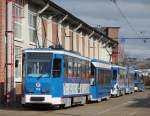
[59,104,65,109]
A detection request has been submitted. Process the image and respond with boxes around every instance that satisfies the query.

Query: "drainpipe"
[5,0,14,105]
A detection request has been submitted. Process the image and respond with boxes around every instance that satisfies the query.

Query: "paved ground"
[0,87,150,116]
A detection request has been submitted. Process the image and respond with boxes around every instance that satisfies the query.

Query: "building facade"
[0,0,6,104]
[0,0,118,105]
[97,27,120,64]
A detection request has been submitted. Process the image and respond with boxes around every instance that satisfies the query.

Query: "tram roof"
[91,59,111,69]
[91,59,111,64]
[134,70,143,73]
[24,48,90,61]
[112,65,127,70]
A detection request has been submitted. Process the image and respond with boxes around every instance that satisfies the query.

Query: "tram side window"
[98,69,101,84]
[64,56,68,78]
[68,61,73,78]
[99,69,105,86]
[85,62,90,80]
[105,70,112,84]
[74,62,78,77]
[81,61,83,79]
[79,61,83,79]
[91,64,95,77]
[81,60,86,80]
[53,58,61,77]
[96,69,99,82]
[72,58,75,78]
[90,64,96,85]
[77,63,81,78]
[134,72,137,80]
[88,63,91,79]
[22,53,25,77]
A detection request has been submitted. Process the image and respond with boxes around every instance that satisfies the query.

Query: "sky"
[52,0,150,59]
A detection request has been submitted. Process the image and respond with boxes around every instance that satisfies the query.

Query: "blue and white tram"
[22,48,91,107]
[90,59,112,101]
[126,69,135,94]
[111,65,127,96]
[133,70,144,92]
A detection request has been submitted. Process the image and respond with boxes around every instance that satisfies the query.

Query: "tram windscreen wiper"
[37,74,43,79]
[37,74,50,79]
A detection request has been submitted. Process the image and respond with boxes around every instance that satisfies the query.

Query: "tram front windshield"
[26,53,52,76]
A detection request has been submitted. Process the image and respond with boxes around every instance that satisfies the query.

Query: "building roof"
[29,0,118,47]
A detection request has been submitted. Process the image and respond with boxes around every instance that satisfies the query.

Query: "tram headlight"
[41,88,49,93]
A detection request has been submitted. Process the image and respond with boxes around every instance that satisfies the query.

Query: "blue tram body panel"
[24,74,52,95]
[90,59,112,101]
[22,48,90,106]
[90,86,97,99]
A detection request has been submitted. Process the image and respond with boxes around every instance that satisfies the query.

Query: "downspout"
[5,0,8,105]
[5,0,15,105]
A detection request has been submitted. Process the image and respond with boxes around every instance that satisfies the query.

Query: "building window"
[28,12,37,43]
[14,46,22,80]
[14,4,22,39]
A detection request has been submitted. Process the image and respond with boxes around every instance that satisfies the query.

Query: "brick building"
[106,27,120,64]
[0,0,6,104]
[95,27,120,64]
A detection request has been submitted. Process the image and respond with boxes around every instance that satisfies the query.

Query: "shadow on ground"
[145,86,150,89]
[0,103,60,112]
[127,89,150,108]
[0,103,83,112]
